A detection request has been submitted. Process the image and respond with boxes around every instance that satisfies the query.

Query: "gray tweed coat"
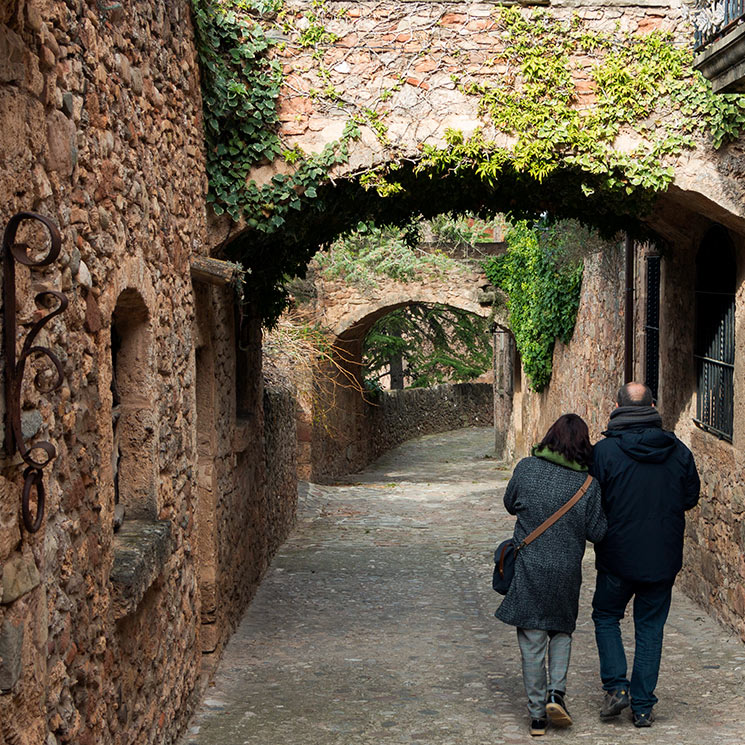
[495,456,607,634]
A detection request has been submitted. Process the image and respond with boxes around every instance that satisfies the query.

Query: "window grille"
[694,227,736,441]
[644,255,660,402]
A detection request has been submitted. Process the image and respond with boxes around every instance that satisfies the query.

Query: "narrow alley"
[181,428,745,745]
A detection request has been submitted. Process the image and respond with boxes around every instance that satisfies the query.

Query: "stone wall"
[506,205,745,641]
[263,381,299,552]
[0,2,207,743]
[291,258,501,480]
[0,3,298,744]
[304,258,496,338]
[645,205,745,640]
[506,243,627,459]
[369,382,493,458]
[310,382,492,480]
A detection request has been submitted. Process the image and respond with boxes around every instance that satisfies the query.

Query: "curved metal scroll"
[2,212,68,533]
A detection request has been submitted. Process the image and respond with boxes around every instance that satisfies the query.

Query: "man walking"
[591,382,700,728]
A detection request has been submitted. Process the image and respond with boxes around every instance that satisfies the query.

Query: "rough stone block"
[199,621,219,654]
[20,410,43,440]
[0,618,24,692]
[0,89,33,164]
[0,26,25,84]
[232,421,251,453]
[1,554,41,605]
[46,109,76,177]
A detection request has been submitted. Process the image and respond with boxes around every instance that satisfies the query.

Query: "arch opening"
[362,302,494,392]
[110,288,156,524]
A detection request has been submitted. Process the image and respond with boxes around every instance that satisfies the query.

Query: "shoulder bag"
[492,474,593,595]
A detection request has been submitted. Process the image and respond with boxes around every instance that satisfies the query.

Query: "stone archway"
[211,0,745,642]
[302,264,506,478]
[236,1,745,240]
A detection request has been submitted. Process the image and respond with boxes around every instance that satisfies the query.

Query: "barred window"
[694,227,736,441]
[645,255,661,402]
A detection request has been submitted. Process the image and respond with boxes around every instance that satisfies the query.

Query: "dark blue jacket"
[591,425,700,583]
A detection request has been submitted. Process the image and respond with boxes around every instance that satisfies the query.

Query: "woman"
[495,413,607,737]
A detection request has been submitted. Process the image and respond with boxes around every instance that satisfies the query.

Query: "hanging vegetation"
[483,219,606,392]
[191,0,745,324]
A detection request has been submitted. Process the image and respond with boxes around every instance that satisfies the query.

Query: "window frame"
[693,227,736,442]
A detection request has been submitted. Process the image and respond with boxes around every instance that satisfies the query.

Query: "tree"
[363,303,492,389]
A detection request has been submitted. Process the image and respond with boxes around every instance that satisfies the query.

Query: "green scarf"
[531,445,588,472]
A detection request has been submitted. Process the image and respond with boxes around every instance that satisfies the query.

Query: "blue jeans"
[591,571,673,714]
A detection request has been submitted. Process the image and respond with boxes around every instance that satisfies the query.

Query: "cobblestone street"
[182,428,745,745]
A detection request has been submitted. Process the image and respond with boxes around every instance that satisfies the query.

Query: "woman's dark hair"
[539,413,593,467]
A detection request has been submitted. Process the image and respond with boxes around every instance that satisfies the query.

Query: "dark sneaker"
[546,690,573,727]
[530,717,548,736]
[600,688,630,718]
[632,710,655,728]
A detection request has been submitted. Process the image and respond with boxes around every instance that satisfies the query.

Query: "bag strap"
[517,473,593,551]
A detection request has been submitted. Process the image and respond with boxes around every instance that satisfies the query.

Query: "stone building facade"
[0,2,297,745]
[503,206,745,641]
[3,1,745,744]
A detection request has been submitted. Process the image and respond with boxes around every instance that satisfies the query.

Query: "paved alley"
[181,428,745,745]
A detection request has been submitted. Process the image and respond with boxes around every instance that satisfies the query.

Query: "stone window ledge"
[110,520,172,620]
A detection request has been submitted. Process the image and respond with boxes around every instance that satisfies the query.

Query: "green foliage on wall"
[484,220,591,392]
[191,2,745,325]
[191,0,359,234]
[419,8,745,207]
[314,221,461,288]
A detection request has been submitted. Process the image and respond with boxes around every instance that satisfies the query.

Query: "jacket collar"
[531,445,588,472]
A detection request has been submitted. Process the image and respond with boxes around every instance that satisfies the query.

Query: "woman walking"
[495,414,607,736]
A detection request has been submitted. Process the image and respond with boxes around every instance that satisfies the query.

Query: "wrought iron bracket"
[2,212,69,533]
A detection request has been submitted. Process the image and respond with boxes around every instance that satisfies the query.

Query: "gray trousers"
[517,628,572,718]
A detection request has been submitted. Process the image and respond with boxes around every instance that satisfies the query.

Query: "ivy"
[420,8,745,198]
[191,0,284,219]
[190,3,745,325]
[484,220,589,392]
[191,0,358,231]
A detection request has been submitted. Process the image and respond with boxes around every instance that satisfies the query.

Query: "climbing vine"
[190,2,745,324]
[484,220,597,392]
[191,0,360,232]
[418,8,745,201]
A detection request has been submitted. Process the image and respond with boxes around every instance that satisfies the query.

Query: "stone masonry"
[255,0,745,228]
[3,1,745,744]
[0,2,297,745]
[505,205,745,643]
[289,257,503,480]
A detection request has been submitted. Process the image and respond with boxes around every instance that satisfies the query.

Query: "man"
[591,382,700,728]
